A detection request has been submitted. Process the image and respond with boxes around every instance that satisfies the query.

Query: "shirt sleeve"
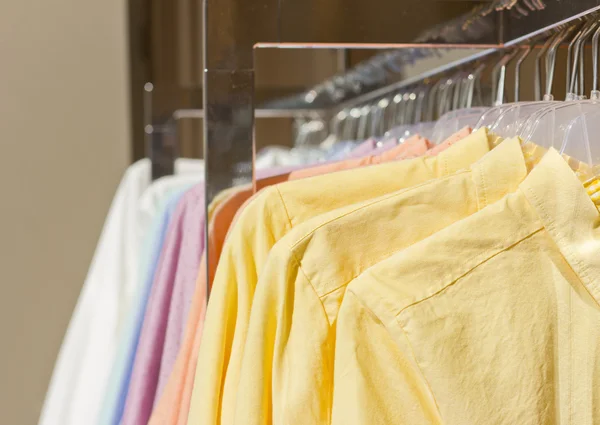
[39,160,151,425]
[186,188,292,425]
[231,246,332,425]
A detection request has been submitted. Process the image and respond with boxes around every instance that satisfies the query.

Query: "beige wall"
[0,2,130,424]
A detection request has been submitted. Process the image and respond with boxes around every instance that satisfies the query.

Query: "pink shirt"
[121,185,206,425]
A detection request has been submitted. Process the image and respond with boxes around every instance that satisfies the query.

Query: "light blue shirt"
[98,187,190,425]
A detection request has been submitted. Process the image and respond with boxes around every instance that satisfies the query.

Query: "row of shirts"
[191,128,600,425]
[38,129,465,425]
[41,126,600,425]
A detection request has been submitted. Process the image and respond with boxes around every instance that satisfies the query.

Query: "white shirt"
[38,158,203,425]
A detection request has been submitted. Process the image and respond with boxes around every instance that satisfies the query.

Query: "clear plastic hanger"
[436,78,455,118]
[521,19,600,156]
[387,92,403,129]
[431,68,488,142]
[368,97,392,140]
[387,94,430,142]
[431,107,488,143]
[514,45,533,103]
[430,62,487,142]
[533,29,556,101]
[394,92,409,127]
[425,78,447,122]
[413,88,428,125]
[341,107,362,141]
[384,83,436,142]
[476,29,563,130]
[557,21,600,167]
[493,48,520,106]
[474,50,527,129]
[517,20,594,141]
[557,106,600,171]
[355,105,372,141]
[403,91,418,128]
[491,27,574,137]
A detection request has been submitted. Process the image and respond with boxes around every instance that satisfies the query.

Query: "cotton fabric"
[152,130,466,425]
[121,184,206,425]
[331,149,600,425]
[345,138,379,158]
[39,161,203,425]
[231,135,524,425]
[185,128,490,425]
[288,134,432,180]
[98,187,192,425]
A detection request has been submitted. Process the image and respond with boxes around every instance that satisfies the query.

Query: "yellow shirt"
[231,137,527,425]
[187,128,496,425]
[332,148,600,425]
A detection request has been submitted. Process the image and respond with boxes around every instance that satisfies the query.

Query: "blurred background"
[0,3,130,424]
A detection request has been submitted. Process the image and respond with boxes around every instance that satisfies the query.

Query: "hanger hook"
[534,31,557,101]
[577,20,600,98]
[426,80,443,121]
[514,45,533,102]
[403,91,418,125]
[566,20,591,98]
[495,49,520,105]
[373,97,391,137]
[414,88,427,124]
[332,110,348,141]
[592,21,600,95]
[545,26,575,100]
[437,78,454,117]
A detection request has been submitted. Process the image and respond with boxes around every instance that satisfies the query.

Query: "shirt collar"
[470,137,528,209]
[520,148,600,305]
[439,127,503,175]
[375,135,431,162]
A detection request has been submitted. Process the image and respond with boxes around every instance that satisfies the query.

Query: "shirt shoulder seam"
[396,227,543,318]
[346,288,444,416]
[274,185,295,230]
[288,169,471,251]
[289,249,332,325]
[395,317,444,418]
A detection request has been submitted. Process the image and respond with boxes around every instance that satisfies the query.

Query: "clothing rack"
[202,0,600,202]
[144,83,329,179]
[201,0,600,281]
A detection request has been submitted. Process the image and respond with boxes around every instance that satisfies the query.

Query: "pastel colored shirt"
[331,148,600,425]
[146,141,413,425]
[231,134,523,425]
[345,138,378,158]
[98,187,191,425]
[185,129,493,425]
[150,131,465,425]
[326,140,362,159]
[374,138,399,154]
[38,161,203,425]
[289,135,432,180]
[145,180,286,425]
[121,184,206,425]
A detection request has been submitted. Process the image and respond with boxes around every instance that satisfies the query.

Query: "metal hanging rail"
[333,2,600,113]
[202,0,600,285]
[333,48,500,112]
[144,83,330,179]
[203,0,600,202]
